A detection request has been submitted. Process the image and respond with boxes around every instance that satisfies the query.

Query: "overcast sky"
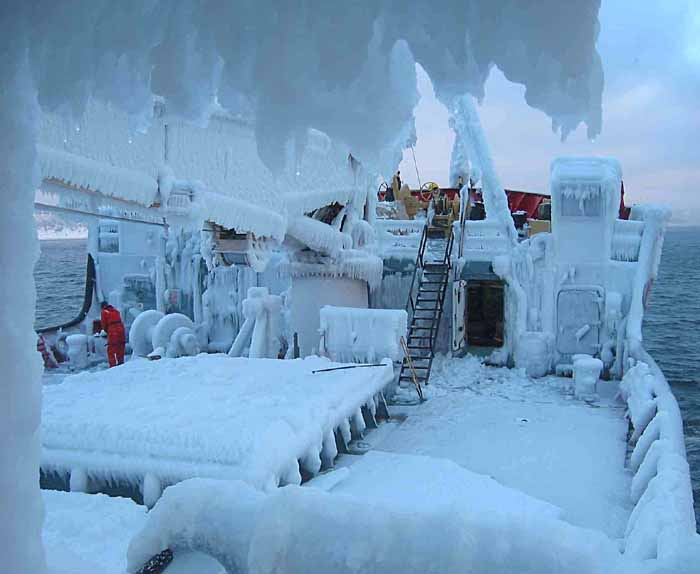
[400,0,700,224]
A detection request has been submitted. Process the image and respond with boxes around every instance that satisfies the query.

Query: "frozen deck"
[374,356,632,538]
[41,355,392,500]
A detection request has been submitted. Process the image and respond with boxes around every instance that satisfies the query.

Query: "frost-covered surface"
[127,476,629,574]
[450,95,517,245]
[619,356,698,562]
[283,250,384,291]
[314,450,560,518]
[228,287,283,359]
[550,157,623,264]
[114,353,697,574]
[43,490,146,574]
[3,2,609,571]
[320,306,407,363]
[0,47,46,573]
[625,205,672,354]
[374,218,424,260]
[286,216,352,257]
[38,145,158,206]
[456,156,669,377]
[41,355,392,491]
[388,355,631,537]
[194,190,285,242]
[456,219,512,261]
[611,219,644,262]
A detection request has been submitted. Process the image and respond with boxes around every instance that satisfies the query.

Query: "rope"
[410,145,422,189]
[400,336,424,402]
[312,363,386,374]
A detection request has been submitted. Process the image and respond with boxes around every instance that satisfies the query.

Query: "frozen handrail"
[619,349,697,562]
[625,205,671,354]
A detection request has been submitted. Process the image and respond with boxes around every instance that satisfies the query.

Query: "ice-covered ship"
[33,95,697,573]
[4,2,696,573]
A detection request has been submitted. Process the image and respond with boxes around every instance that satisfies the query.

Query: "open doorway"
[466,280,505,347]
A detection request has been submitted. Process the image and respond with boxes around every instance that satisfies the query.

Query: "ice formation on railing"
[319,306,407,363]
[625,206,671,352]
[619,358,697,562]
[459,220,512,257]
[126,475,628,574]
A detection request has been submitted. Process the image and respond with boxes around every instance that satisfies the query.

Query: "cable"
[410,145,422,189]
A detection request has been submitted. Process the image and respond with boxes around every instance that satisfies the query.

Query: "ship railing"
[619,346,697,562]
[452,219,510,261]
[374,218,425,255]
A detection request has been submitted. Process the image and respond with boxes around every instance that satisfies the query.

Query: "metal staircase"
[398,223,454,395]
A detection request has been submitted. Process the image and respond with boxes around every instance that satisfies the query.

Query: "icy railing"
[319,306,407,364]
[164,188,193,216]
[454,219,510,259]
[611,219,644,262]
[619,350,697,561]
[374,218,424,257]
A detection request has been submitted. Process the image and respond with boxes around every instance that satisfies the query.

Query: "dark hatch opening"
[466,280,504,347]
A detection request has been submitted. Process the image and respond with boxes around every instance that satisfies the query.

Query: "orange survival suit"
[101,304,126,367]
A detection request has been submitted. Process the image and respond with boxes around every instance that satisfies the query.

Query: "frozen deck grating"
[41,355,392,503]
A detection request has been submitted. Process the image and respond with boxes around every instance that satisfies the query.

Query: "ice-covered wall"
[2,2,606,572]
[39,101,359,239]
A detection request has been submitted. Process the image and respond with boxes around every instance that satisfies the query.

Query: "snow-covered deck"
[41,355,393,500]
[377,356,632,538]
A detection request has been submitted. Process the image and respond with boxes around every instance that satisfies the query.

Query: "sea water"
[642,227,700,525]
[34,239,88,330]
[34,230,700,523]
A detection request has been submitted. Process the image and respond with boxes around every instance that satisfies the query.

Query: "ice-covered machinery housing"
[548,158,624,367]
[446,156,670,378]
[35,99,380,359]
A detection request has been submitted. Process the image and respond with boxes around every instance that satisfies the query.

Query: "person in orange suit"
[101,301,126,367]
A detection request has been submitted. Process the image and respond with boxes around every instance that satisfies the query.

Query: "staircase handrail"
[405,224,429,317]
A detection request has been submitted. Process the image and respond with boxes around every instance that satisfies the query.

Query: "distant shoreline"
[38,234,88,242]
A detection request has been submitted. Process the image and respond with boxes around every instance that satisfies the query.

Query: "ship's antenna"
[410,144,422,189]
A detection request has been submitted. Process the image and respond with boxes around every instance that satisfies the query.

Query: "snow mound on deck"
[42,355,392,489]
[43,490,146,574]
[313,450,560,519]
[127,477,628,574]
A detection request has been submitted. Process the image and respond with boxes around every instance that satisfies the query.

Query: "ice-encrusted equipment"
[399,220,454,391]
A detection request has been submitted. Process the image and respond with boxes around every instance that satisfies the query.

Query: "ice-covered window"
[560,187,602,217]
[98,221,120,253]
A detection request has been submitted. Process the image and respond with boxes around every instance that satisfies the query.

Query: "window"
[560,185,603,217]
[98,221,119,253]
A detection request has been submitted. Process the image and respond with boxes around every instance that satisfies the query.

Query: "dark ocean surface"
[35,231,700,522]
[641,227,700,525]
